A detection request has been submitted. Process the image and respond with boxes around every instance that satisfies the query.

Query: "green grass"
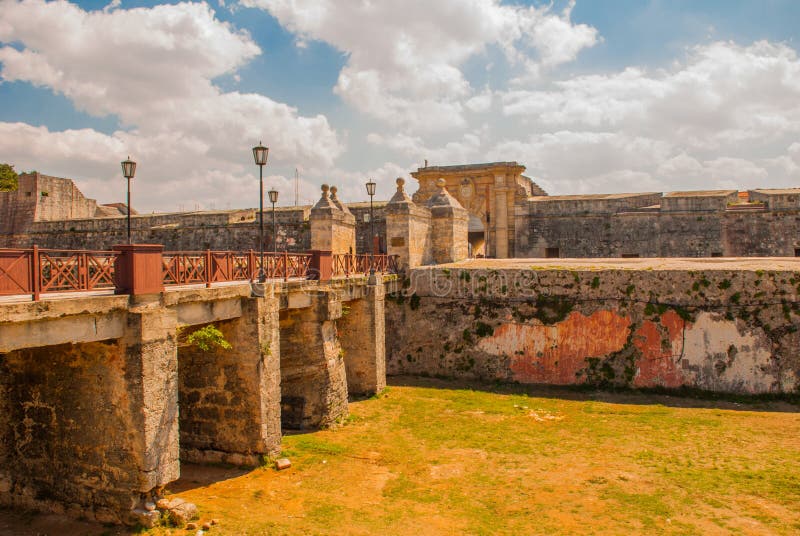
[147,378,800,536]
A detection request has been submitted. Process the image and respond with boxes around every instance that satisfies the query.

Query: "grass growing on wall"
[141,378,800,536]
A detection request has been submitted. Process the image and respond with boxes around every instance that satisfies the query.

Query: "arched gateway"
[410,162,547,258]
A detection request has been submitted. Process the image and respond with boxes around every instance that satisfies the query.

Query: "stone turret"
[385,178,432,270]
[329,186,353,216]
[310,184,356,255]
[385,177,468,268]
[427,178,469,264]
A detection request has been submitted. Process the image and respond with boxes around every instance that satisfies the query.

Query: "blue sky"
[1,0,799,211]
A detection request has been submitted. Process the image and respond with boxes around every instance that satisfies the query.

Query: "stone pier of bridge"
[0,276,394,524]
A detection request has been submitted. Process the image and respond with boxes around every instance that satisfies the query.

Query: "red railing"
[162,250,313,286]
[0,247,117,301]
[332,254,398,278]
[1,247,396,300]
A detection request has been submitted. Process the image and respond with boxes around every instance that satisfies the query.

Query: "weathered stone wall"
[339,283,386,396]
[177,296,281,466]
[2,206,387,254]
[749,189,800,210]
[386,265,800,394]
[0,340,151,523]
[278,290,349,429]
[34,174,100,221]
[350,204,387,254]
[11,199,799,259]
[523,193,661,216]
[661,191,739,212]
[0,173,101,236]
[2,209,308,251]
[0,186,35,236]
[723,211,800,257]
[515,209,800,258]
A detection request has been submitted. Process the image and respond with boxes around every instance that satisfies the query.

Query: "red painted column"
[308,250,333,281]
[113,244,165,296]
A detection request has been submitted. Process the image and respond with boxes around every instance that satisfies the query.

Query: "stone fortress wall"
[0,172,117,236]
[515,189,800,258]
[1,163,799,258]
[0,178,388,254]
[386,260,800,394]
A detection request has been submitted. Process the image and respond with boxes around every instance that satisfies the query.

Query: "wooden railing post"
[32,245,41,301]
[205,249,212,287]
[79,251,88,291]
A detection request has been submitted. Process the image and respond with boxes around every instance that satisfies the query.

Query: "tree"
[0,163,18,192]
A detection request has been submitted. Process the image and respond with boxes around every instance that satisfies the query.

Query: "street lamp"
[366,179,376,283]
[268,188,278,253]
[252,142,269,282]
[121,156,136,244]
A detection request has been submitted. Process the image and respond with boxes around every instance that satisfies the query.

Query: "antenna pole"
[294,167,299,206]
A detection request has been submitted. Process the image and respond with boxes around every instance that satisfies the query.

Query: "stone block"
[132,508,161,528]
[168,501,198,527]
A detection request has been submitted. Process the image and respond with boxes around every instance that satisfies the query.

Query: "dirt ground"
[2,377,799,535]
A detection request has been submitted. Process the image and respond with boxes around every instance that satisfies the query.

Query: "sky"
[0,0,799,212]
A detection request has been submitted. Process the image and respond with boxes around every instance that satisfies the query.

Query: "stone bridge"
[0,275,396,524]
[0,178,469,525]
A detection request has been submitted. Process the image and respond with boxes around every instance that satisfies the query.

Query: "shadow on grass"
[388,374,800,413]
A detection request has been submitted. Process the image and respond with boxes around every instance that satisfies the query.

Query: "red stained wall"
[478,311,632,384]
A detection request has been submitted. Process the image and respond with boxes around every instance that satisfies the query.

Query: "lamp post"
[366,179,376,284]
[121,156,136,244]
[252,142,269,282]
[268,188,278,253]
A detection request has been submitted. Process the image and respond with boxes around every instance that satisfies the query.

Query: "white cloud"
[703,157,768,186]
[0,0,343,211]
[464,90,493,113]
[102,0,121,14]
[244,0,598,131]
[502,41,800,146]
[0,1,260,118]
[367,130,485,167]
[493,40,800,194]
[0,121,284,212]
[325,161,409,205]
[486,131,671,192]
[2,1,798,211]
